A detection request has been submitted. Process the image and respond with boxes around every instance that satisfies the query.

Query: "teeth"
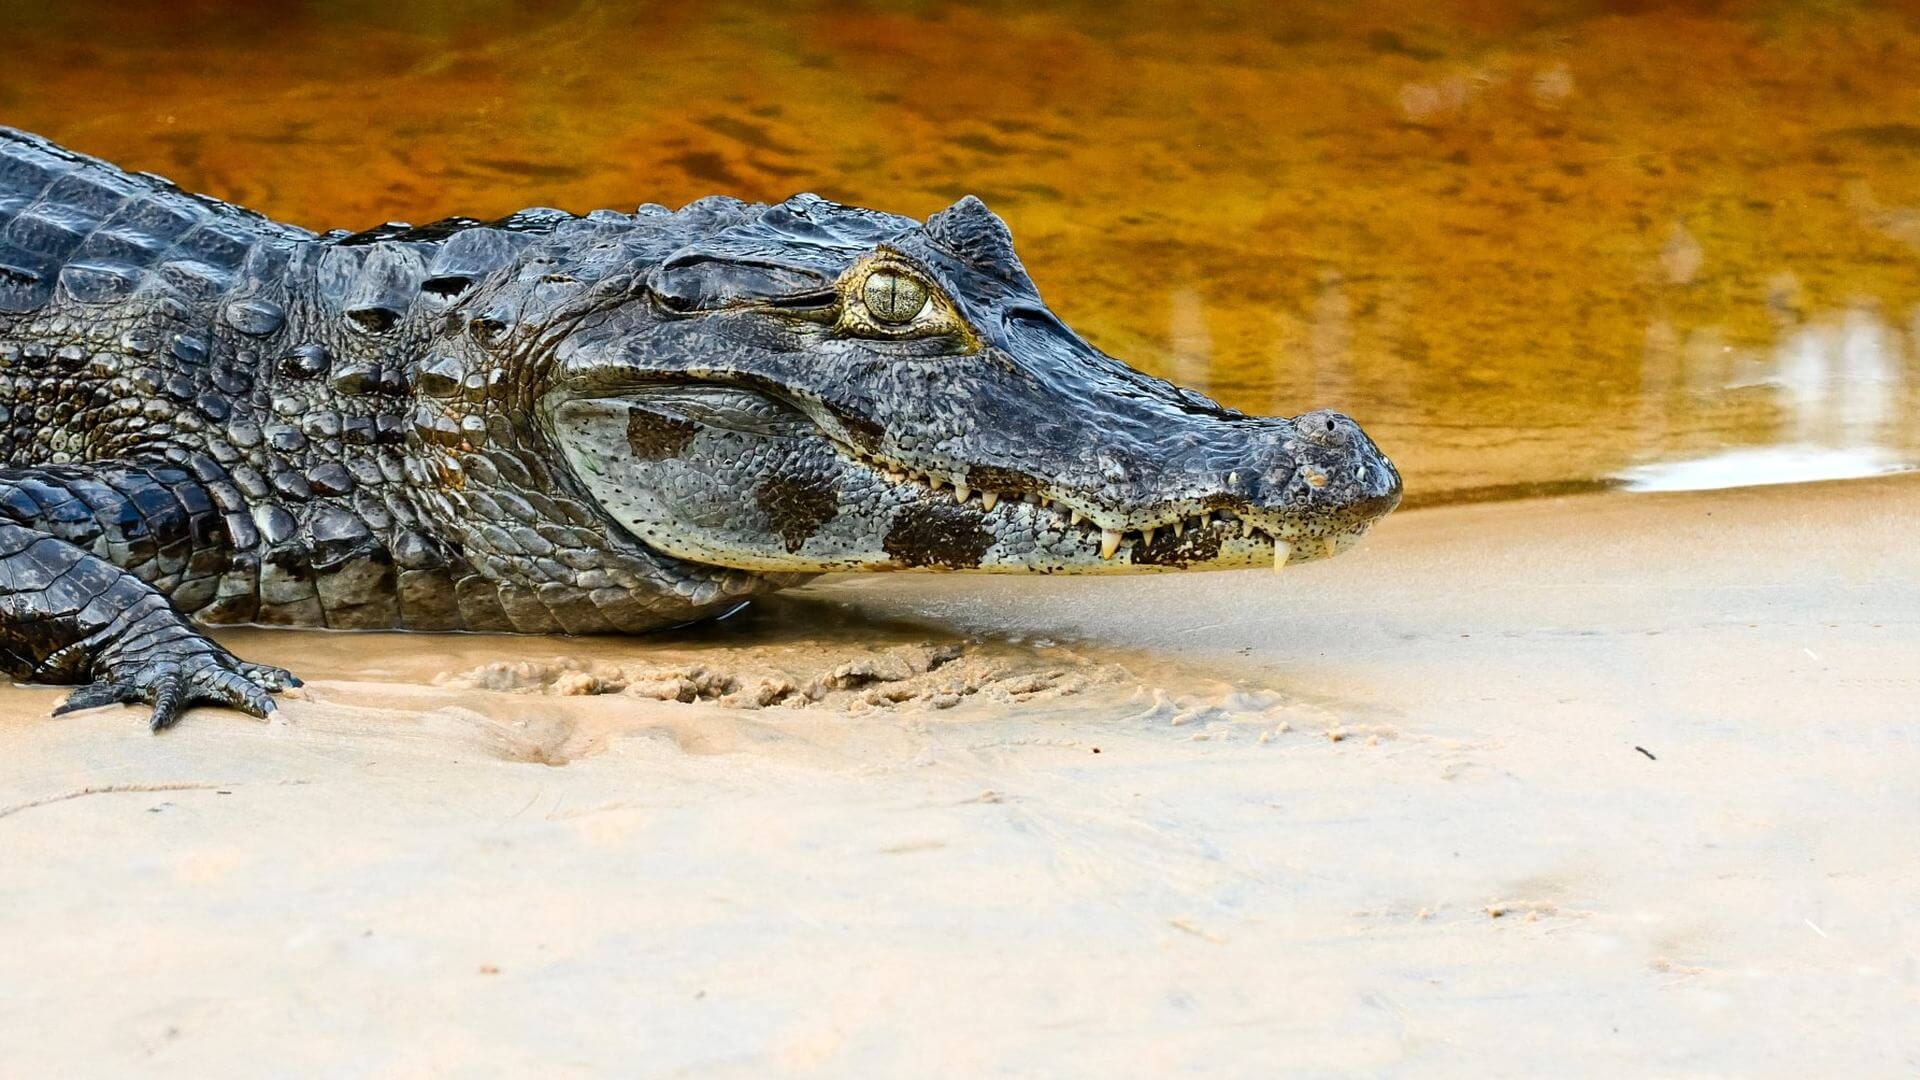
[1354,465,1368,482]
[861,454,1030,514]
[856,455,1281,554]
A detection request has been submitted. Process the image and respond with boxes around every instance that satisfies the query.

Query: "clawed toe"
[52,681,139,717]
[239,662,302,691]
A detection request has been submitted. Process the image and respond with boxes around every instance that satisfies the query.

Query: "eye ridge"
[863,270,929,325]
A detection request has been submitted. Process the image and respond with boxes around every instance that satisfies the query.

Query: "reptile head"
[525,194,1399,574]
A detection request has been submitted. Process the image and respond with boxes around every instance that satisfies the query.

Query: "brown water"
[2,0,1918,504]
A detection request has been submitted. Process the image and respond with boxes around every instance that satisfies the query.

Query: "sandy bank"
[2,476,1916,1076]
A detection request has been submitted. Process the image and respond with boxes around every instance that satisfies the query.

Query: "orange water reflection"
[1,0,1916,502]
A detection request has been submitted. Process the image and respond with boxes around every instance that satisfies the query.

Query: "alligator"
[0,126,1400,730]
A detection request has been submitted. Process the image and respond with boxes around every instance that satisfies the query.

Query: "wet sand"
[2,475,1915,1076]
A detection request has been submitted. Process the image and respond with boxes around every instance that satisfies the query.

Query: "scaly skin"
[0,127,1400,730]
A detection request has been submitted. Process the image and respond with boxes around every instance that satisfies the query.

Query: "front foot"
[54,635,302,732]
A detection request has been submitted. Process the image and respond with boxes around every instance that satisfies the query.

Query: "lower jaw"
[662,522,1366,575]
[953,526,1362,575]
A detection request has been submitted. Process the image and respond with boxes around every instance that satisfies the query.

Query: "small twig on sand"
[0,780,305,821]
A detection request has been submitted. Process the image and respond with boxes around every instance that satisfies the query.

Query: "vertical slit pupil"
[865,271,923,324]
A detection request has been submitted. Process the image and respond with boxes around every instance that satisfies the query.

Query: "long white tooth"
[1172,518,1186,537]
[1242,519,1256,538]
[1039,495,1052,508]
[1141,526,1156,546]
[1099,529,1123,560]
[1071,510,1087,527]
[953,483,971,504]
[981,491,998,511]
[928,475,945,490]
[1273,539,1292,572]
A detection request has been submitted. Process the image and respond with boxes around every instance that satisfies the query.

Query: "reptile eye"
[862,271,928,325]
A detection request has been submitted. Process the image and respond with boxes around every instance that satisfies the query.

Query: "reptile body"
[0,127,1399,728]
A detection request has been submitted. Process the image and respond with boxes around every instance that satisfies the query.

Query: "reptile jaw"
[836,440,1324,570]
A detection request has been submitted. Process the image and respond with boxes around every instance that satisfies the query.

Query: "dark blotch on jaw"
[626,405,699,460]
[756,473,840,553]
[883,503,992,568]
[964,464,1040,497]
[1129,524,1223,567]
[821,402,885,453]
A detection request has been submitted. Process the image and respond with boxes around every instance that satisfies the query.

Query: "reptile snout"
[1292,409,1401,522]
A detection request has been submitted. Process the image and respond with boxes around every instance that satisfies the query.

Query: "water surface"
[2,0,1917,503]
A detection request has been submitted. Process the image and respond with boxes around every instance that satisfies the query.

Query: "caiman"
[0,126,1401,730]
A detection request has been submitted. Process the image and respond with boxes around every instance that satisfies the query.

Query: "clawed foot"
[54,645,302,732]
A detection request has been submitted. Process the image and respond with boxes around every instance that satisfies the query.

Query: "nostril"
[1295,409,1354,448]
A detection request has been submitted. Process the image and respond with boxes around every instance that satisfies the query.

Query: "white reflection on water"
[1618,307,1916,493]
[1616,445,1906,492]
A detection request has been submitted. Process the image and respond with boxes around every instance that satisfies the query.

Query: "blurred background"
[2,0,1916,504]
